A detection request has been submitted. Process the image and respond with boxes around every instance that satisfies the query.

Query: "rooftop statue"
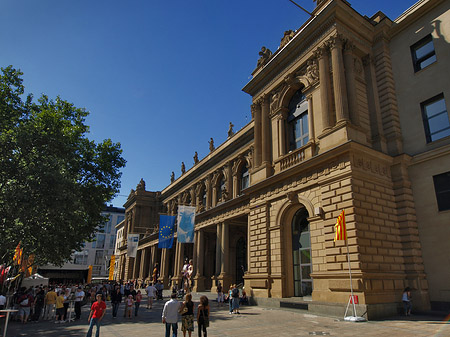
[257,46,272,68]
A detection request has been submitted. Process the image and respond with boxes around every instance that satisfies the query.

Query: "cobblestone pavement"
[3,292,449,337]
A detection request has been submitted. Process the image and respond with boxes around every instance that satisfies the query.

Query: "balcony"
[275,142,315,173]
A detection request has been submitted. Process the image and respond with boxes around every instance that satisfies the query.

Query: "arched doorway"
[291,208,312,297]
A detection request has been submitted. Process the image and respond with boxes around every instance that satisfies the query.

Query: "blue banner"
[177,206,196,243]
[158,215,176,249]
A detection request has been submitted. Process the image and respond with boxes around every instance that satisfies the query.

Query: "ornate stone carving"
[170,171,175,183]
[354,57,363,75]
[136,178,145,191]
[305,59,319,85]
[251,103,259,119]
[256,46,273,68]
[209,138,215,152]
[280,30,295,49]
[284,73,296,86]
[193,152,199,165]
[328,33,345,49]
[181,162,186,174]
[270,90,281,113]
[128,189,135,199]
[227,122,234,138]
[287,191,299,204]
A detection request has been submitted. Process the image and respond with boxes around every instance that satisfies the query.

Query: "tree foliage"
[0,66,126,267]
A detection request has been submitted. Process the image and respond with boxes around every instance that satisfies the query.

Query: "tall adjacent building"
[117,0,450,318]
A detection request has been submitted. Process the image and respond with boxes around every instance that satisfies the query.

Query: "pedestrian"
[152,263,159,285]
[111,286,122,318]
[125,294,134,318]
[145,282,157,309]
[162,292,180,337]
[74,286,85,320]
[63,288,71,321]
[216,282,223,306]
[135,290,142,316]
[32,288,45,321]
[227,285,233,314]
[180,293,194,337]
[86,294,106,337]
[17,288,34,323]
[402,287,412,316]
[44,286,57,320]
[55,290,65,323]
[231,285,240,314]
[0,292,6,310]
[197,295,209,337]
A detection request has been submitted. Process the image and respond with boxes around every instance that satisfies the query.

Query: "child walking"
[135,290,142,316]
[126,295,134,318]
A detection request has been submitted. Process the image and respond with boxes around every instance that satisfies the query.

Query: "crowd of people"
[0,276,249,337]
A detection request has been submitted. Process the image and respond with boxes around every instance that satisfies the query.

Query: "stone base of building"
[192,275,206,292]
[250,296,412,320]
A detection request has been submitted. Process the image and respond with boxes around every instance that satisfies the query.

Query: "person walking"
[86,294,106,337]
[125,295,134,318]
[162,292,180,337]
[227,285,233,314]
[44,286,57,320]
[402,287,412,316]
[231,285,240,314]
[197,295,209,337]
[135,290,142,316]
[111,287,122,318]
[145,282,157,309]
[55,291,65,323]
[180,293,194,337]
[74,286,85,320]
[216,282,223,307]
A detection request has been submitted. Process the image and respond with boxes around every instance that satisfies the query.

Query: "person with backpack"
[17,288,34,323]
[231,285,240,314]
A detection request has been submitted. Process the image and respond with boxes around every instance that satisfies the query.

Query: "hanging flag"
[13,243,23,265]
[177,205,196,243]
[109,255,115,281]
[87,265,93,283]
[334,210,347,241]
[127,234,140,258]
[158,215,176,248]
[26,254,35,277]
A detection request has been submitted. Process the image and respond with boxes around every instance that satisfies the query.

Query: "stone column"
[252,103,262,167]
[138,249,146,281]
[149,245,156,279]
[172,241,184,289]
[159,248,170,287]
[218,221,232,290]
[330,34,349,123]
[278,108,289,156]
[205,176,212,210]
[215,223,222,276]
[307,94,315,141]
[317,46,332,131]
[193,230,198,277]
[226,162,232,201]
[261,95,271,164]
[193,229,206,291]
[343,40,359,126]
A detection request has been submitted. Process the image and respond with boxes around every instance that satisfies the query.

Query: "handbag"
[180,304,188,314]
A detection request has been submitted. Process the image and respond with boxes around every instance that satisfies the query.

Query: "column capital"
[343,39,355,54]
[328,33,345,49]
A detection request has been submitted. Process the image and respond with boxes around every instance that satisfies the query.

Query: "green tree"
[0,66,126,267]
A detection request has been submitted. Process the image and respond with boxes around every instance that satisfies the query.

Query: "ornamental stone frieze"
[351,155,391,178]
[280,30,295,49]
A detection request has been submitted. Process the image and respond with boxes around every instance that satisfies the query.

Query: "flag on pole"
[177,205,196,243]
[109,255,115,281]
[334,210,347,241]
[13,243,23,265]
[158,215,176,248]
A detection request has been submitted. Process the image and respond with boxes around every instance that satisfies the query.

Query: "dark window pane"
[428,113,450,134]
[425,99,447,118]
[433,172,450,211]
[419,54,437,70]
[300,250,311,264]
[431,128,450,142]
[301,265,311,279]
[416,40,434,59]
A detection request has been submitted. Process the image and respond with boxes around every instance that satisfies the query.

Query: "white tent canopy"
[22,273,49,288]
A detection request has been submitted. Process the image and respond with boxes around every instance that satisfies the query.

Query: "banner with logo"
[177,205,196,243]
[108,255,115,280]
[127,234,140,258]
[158,215,176,248]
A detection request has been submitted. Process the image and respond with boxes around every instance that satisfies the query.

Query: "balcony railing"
[275,142,315,173]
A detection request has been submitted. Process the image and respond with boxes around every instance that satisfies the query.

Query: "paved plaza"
[3,292,449,337]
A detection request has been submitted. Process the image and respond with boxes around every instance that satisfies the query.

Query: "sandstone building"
[115,0,450,318]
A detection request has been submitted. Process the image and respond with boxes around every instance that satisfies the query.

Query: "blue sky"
[1,0,418,207]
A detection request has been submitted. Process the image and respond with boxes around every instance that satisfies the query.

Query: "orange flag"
[13,243,23,265]
[334,210,347,241]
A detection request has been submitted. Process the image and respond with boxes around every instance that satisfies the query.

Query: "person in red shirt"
[86,294,106,337]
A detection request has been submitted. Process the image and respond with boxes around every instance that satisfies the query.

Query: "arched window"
[240,164,249,192]
[287,89,309,152]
